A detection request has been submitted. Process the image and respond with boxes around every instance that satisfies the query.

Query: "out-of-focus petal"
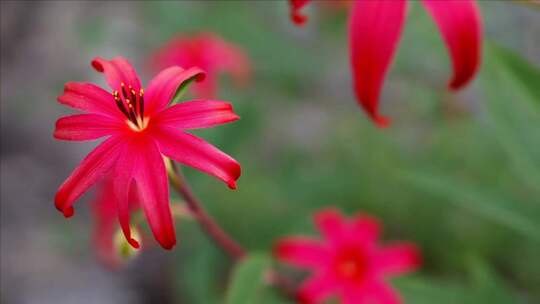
[373,242,421,276]
[289,0,312,25]
[153,127,241,189]
[92,180,120,268]
[54,114,124,141]
[214,39,251,87]
[57,82,121,118]
[297,273,335,304]
[349,0,407,127]
[144,66,205,115]
[314,208,347,244]
[349,213,381,245]
[131,136,176,250]
[91,56,142,91]
[364,281,402,304]
[274,236,329,269]
[153,100,239,130]
[422,0,482,90]
[55,135,125,217]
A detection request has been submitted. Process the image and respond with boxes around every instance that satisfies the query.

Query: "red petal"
[362,281,402,304]
[349,0,407,127]
[289,0,311,25]
[373,242,421,276]
[55,136,125,217]
[153,100,239,130]
[57,82,121,118]
[153,127,241,189]
[422,0,482,90]
[144,66,205,116]
[131,136,176,250]
[54,114,124,141]
[274,237,329,269]
[112,147,141,249]
[91,56,142,91]
[297,273,335,304]
[313,208,347,244]
[349,213,381,245]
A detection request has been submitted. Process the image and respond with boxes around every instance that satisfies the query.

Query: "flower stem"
[168,161,297,298]
[168,161,246,259]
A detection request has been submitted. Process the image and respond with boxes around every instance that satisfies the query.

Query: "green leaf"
[481,42,540,189]
[487,42,540,104]
[225,253,272,304]
[467,257,524,304]
[398,171,540,241]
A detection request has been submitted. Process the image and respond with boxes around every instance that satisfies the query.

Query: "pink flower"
[289,0,482,127]
[54,56,241,250]
[150,33,251,99]
[274,209,421,304]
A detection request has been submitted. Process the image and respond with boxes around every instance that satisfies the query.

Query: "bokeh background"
[1,1,539,303]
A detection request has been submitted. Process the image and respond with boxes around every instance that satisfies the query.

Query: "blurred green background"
[1,1,539,304]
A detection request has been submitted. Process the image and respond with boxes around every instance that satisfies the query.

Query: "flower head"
[275,208,421,304]
[288,0,482,127]
[150,32,251,99]
[54,56,241,250]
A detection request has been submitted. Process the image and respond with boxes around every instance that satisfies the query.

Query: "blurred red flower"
[150,33,251,99]
[54,57,241,250]
[288,0,482,127]
[275,208,421,304]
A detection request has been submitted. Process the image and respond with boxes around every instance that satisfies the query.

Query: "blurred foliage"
[52,1,540,303]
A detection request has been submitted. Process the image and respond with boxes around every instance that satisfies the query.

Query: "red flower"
[150,33,251,99]
[289,0,482,127]
[54,56,241,250]
[275,209,421,304]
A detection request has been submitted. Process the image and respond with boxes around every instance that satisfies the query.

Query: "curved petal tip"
[128,238,141,249]
[374,115,391,128]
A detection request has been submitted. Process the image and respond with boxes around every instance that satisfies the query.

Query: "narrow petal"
[131,136,176,250]
[274,237,329,269]
[55,136,126,217]
[153,100,239,130]
[91,56,142,91]
[144,66,206,116]
[57,82,121,118]
[422,0,482,90]
[297,273,335,304]
[314,208,347,244]
[374,242,421,276]
[349,213,381,245]
[289,0,312,25]
[349,0,407,127]
[364,281,402,304]
[191,72,218,99]
[54,114,124,141]
[112,146,141,249]
[153,127,241,189]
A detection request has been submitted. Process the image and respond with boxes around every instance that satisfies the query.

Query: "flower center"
[113,82,148,131]
[334,248,368,282]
